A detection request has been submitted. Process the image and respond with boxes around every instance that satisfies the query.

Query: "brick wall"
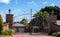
[6,14,13,29]
[50,23,60,32]
[3,23,9,30]
[48,15,60,32]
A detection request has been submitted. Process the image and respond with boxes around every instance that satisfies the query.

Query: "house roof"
[13,23,25,27]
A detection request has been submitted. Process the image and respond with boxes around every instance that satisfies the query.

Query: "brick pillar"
[48,15,57,32]
[48,15,57,23]
[6,14,13,29]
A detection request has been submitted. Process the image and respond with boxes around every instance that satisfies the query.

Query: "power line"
[14,13,34,18]
[14,13,30,18]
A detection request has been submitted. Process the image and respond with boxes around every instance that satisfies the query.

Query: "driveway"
[13,33,56,37]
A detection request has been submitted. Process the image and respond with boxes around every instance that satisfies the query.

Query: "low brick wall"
[3,23,9,30]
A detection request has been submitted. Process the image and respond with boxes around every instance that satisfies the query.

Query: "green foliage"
[20,18,28,25]
[52,32,57,36]
[56,32,60,37]
[0,14,3,34]
[40,6,60,14]
[40,6,60,20]
[34,11,49,25]
[29,18,38,26]
[29,11,49,30]
[20,18,28,28]
[0,35,11,37]
[52,32,60,37]
[2,29,14,36]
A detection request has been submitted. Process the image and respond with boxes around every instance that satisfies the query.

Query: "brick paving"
[12,33,56,37]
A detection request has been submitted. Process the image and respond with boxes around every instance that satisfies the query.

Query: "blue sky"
[0,0,60,22]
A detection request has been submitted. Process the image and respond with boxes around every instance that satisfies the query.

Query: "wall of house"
[50,23,60,32]
[13,26,25,33]
[48,15,60,32]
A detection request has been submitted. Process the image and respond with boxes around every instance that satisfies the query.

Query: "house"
[5,12,60,34]
[13,22,25,33]
[4,23,25,33]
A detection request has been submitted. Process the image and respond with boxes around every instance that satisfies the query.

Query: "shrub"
[56,32,60,37]
[0,14,3,34]
[48,31,55,35]
[52,32,57,36]
[2,29,14,36]
[52,32,60,37]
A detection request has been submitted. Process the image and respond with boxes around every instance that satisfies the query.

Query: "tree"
[29,11,49,33]
[20,18,28,28]
[40,6,60,20]
[34,11,49,26]
[0,14,3,34]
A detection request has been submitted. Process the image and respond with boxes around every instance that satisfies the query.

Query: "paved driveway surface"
[13,33,56,37]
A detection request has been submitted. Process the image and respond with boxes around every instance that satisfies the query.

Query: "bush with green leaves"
[56,32,60,37]
[52,32,60,37]
[2,29,14,36]
[52,32,57,36]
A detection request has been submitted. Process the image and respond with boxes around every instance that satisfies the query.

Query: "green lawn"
[0,35,12,37]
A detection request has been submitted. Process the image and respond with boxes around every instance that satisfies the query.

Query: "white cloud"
[0,0,11,4]
[51,3,55,6]
[43,1,48,4]
[27,1,37,6]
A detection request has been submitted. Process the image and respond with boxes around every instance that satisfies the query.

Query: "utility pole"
[31,9,32,19]
[29,9,33,35]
